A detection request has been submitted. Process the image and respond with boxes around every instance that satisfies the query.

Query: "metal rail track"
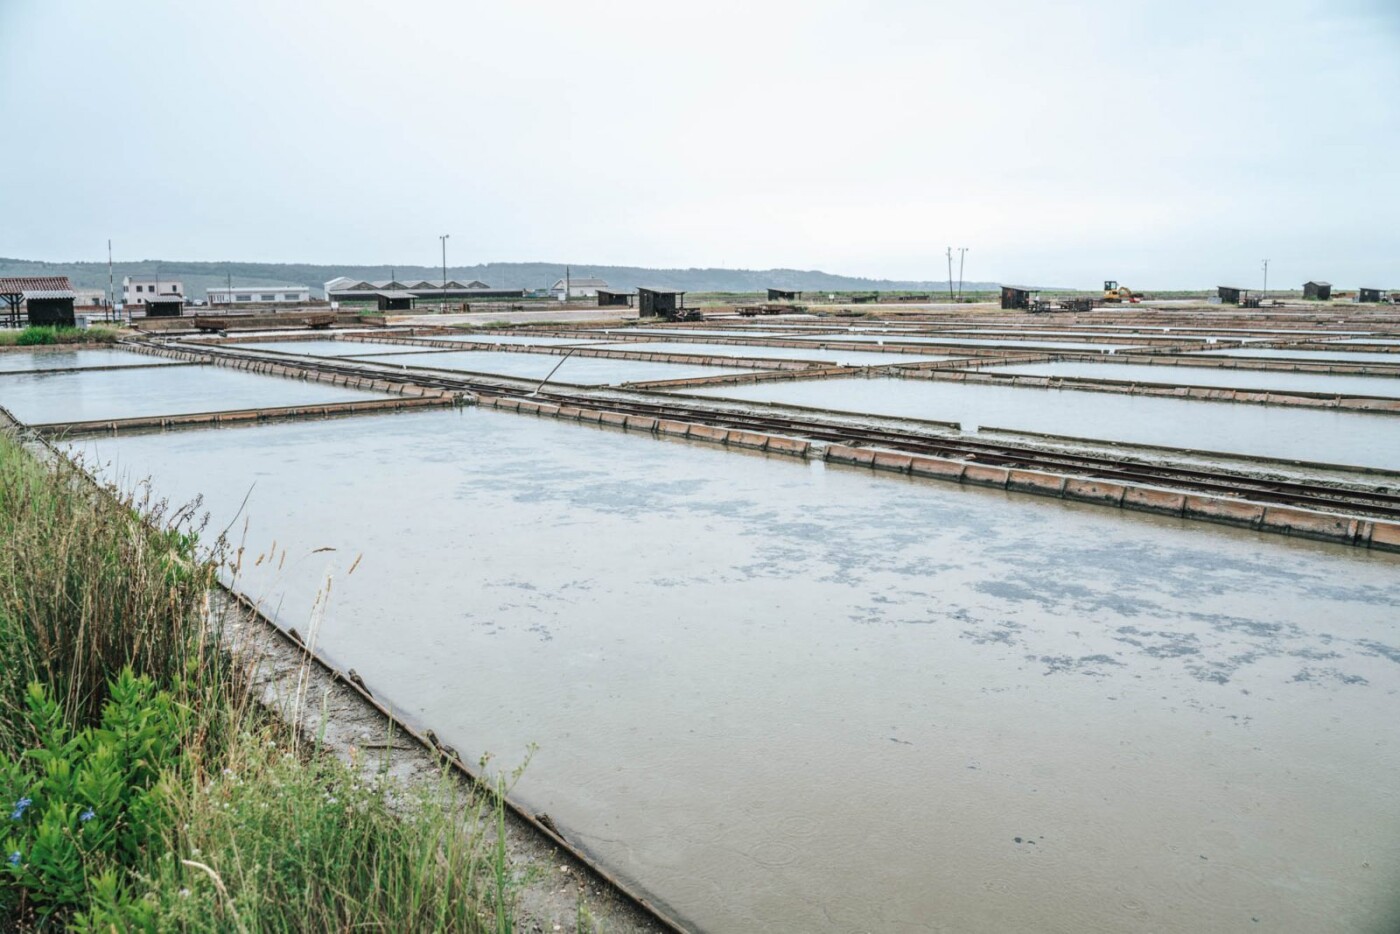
[162,342,1400,520]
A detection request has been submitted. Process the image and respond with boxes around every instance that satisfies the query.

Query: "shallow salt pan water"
[0,348,186,373]
[589,341,954,366]
[1190,348,1400,365]
[0,365,390,425]
[679,376,1400,470]
[223,339,442,357]
[78,409,1400,933]
[988,361,1400,398]
[351,349,755,385]
[787,334,1141,351]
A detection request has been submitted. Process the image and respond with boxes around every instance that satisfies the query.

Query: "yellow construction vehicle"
[1102,280,1143,303]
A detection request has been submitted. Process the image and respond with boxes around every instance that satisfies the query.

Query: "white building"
[121,275,183,306]
[548,275,609,301]
[207,286,312,306]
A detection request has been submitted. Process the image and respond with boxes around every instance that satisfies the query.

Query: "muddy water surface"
[78,409,1400,933]
[680,377,1400,470]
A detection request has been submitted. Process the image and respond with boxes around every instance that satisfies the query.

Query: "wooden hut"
[766,288,801,301]
[1302,281,1332,301]
[1358,287,1383,303]
[596,289,635,307]
[375,290,415,311]
[143,295,185,318]
[0,276,77,328]
[999,285,1034,310]
[1217,286,1244,305]
[637,287,685,318]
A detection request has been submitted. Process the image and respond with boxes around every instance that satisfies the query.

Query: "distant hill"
[0,257,1001,300]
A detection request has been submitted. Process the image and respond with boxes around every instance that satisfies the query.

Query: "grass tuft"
[0,433,511,931]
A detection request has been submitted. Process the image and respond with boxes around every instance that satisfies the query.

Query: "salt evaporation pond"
[678,377,1400,470]
[1190,348,1400,365]
[0,365,390,425]
[788,334,1139,351]
[433,333,606,346]
[225,339,445,357]
[0,347,186,373]
[78,409,1400,933]
[988,361,1400,398]
[591,341,954,366]
[351,349,755,385]
[601,328,799,339]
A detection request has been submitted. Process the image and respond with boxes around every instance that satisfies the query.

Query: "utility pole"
[106,239,113,322]
[957,247,968,301]
[1261,258,1269,299]
[439,234,450,312]
[946,248,954,302]
[565,265,571,304]
[226,269,233,308]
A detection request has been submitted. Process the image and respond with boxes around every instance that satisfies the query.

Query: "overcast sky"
[1,0,1397,288]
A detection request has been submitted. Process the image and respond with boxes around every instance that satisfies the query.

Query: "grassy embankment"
[0,433,515,931]
[0,327,121,348]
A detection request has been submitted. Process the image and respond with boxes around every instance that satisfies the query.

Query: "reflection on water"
[77,410,1400,933]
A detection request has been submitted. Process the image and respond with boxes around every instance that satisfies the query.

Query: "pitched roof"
[0,276,75,298]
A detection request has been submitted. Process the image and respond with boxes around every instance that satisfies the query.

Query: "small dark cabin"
[376,290,415,311]
[26,297,76,327]
[1358,287,1383,303]
[637,288,685,318]
[1217,286,1244,305]
[1302,281,1332,301]
[144,295,185,318]
[596,289,635,307]
[1000,285,1033,310]
[767,288,800,301]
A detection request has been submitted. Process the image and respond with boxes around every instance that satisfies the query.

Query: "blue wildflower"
[80,808,95,823]
[9,797,31,821]
[6,851,19,867]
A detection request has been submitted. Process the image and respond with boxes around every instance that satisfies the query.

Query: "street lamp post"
[440,234,450,313]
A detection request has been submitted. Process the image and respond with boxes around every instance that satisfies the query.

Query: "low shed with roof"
[376,290,416,311]
[596,289,635,307]
[637,287,685,318]
[1302,281,1332,301]
[999,285,1035,310]
[0,276,77,328]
